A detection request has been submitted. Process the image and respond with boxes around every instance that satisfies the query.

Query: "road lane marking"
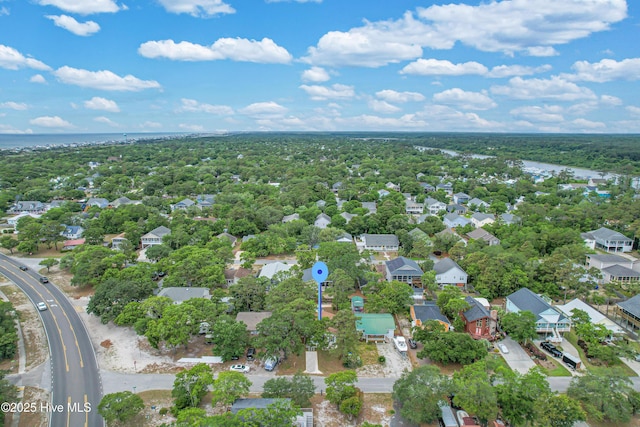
[32,287,70,372]
[58,304,85,368]
[67,397,71,427]
[84,394,88,427]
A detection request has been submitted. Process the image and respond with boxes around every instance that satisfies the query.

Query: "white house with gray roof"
[433,258,467,288]
[443,213,471,229]
[470,212,495,228]
[583,227,633,253]
[424,197,447,215]
[359,234,399,251]
[506,288,570,341]
[467,197,489,211]
[141,225,171,249]
[314,213,331,229]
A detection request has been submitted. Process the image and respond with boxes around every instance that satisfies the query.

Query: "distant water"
[0,133,187,150]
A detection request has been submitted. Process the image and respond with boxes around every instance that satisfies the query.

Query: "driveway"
[498,337,536,374]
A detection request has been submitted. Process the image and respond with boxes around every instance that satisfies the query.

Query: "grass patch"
[357,341,379,365]
[543,358,572,377]
[317,349,347,375]
[276,351,306,375]
[566,331,637,376]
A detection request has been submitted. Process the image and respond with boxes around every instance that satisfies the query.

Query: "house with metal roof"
[360,234,399,251]
[433,258,467,288]
[171,198,196,211]
[258,262,293,280]
[385,256,423,285]
[583,227,633,253]
[355,313,396,342]
[506,288,571,341]
[410,302,451,331]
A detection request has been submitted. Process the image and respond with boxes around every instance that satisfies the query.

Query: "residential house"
[386,182,401,191]
[435,227,464,245]
[446,204,467,215]
[217,232,238,246]
[443,213,471,229]
[85,198,109,209]
[453,192,471,204]
[466,228,500,246]
[110,233,129,250]
[460,296,497,340]
[316,200,327,209]
[171,198,196,211]
[602,265,640,285]
[583,227,633,253]
[332,182,343,193]
[110,197,140,208]
[282,213,300,223]
[314,213,331,229]
[302,268,332,289]
[616,295,640,331]
[378,189,390,198]
[585,253,634,271]
[420,183,435,192]
[470,212,495,228]
[258,262,293,281]
[359,234,399,252]
[62,238,85,251]
[336,233,353,243]
[410,302,451,331]
[141,225,171,249]
[557,299,624,335]
[467,198,489,211]
[405,200,424,215]
[157,287,210,304]
[61,225,84,240]
[385,256,423,285]
[424,197,447,215]
[361,202,377,215]
[242,235,256,244]
[505,288,571,340]
[436,182,453,195]
[231,398,313,427]
[408,228,430,242]
[235,312,272,334]
[340,212,356,223]
[434,258,468,288]
[7,212,41,227]
[588,178,608,187]
[499,213,521,225]
[224,268,253,286]
[8,201,46,214]
[355,313,396,342]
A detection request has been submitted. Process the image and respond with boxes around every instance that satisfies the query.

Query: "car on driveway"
[230,364,249,373]
[37,302,47,311]
[246,347,255,360]
[408,338,417,349]
[19,265,28,271]
[498,343,509,354]
[541,341,563,357]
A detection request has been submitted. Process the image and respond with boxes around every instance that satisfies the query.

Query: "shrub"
[378,355,386,364]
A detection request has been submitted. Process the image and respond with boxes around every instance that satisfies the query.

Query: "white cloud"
[401,59,488,76]
[486,64,552,78]
[94,116,118,126]
[179,123,206,131]
[178,98,234,115]
[368,99,401,114]
[0,45,50,70]
[0,7,9,16]
[299,84,355,101]
[0,101,28,110]
[157,0,234,17]
[335,114,428,130]
[566,58,640,82]
[54,66,161,91]
[84,96,120,112]
[524,46,558,57]
[375,90,425,103]
[29,115,74,129]
[301,66,330,82]
[0,125,34,134]
[46,15,100,36]
[37,0,123,15]
[626,106,640,116]
[570,118,606,130]
[138,38,292,64]
[510,105,564,122]
[416,105,503,130]
[30,74,47,84]
[240,101,288,117]
[491,76,596,101]
[433,88,496,110]
[600,95,622,106]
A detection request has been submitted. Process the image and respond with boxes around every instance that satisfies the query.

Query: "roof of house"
[231,398,287,413]
[408,228,429,240]
[315,213,331,222]
[143,225,171,239]
[587,253,631,264]
[282,213,300,222]
[258,262,292,279]
[454,192,470,198]
[467,228,499,243]
[443,213,470,224]
[63,225,84,234]
[176,198,195,206]
[602,264,640,278]
[362,234,399,247]
[413,302,450,324]
[434,258,464,275]
[587,227,633,242]
[557,299,624,334]
[424,197,444,206]
[385,256,423,276]
[63,238,85,247]
[361,202,377,213]
[468,197,489,207]
[500,213,520,224]
[355,313,395,335]
[507,288,567,321]
[463,296,491,321]
[235,311,272,331]
[157,287,210,303]
[217,232,237,244]
[471,212,495,222]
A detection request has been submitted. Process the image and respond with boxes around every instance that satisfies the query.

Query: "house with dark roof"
[460,296,497,340]
[446,204,467,215]
[61,225,84,240]
[453,192,470,204]
[141,225,171,249]
[466,228,500,246]
[217,232,238,246]
[616,295,640,331]
[8,201,47,214]
[420,182,435,192]
[224,268,254,286]
[410,302,451,331]
[405,200,424,215]
[506,288,571,341]
[434,258,467,288]
[385,256,423,285]
[583,227,633,253]
[171,198,196,211]
[84,198,109,209]
[436,182,453,195]
[360,234,399,251]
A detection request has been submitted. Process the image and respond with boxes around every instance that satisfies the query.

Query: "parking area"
[497,337,536,374]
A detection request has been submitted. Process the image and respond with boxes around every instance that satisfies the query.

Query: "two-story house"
[453,192,470,204]
[466,228,500,246]
[359,234,399,252]
[424,197,447,215]
[314,213,332,229]
[582,227,633,253]
[405,200,424,215]
[443,213,471,229]
[385,256,423,285]
[470,212,495,228]
[506,288,571,342]
[460,296,497,340]
[141,226,171,249]
[434,258,468,288]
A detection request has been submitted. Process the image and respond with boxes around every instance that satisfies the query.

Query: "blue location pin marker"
[312,261,329,320]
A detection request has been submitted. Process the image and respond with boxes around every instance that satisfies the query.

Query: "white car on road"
[230,364,250,373]
[37,302,48,311]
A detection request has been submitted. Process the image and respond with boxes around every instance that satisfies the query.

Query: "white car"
[498,343,509,354]
[230,364,250,373]
[37,302,48,311]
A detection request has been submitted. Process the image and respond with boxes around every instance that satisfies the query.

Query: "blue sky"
[1,0,639,134]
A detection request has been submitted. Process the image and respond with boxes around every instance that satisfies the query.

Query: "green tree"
[230,276,268,313]
[0,236,19,254]
[452,361,499,424]
[262,372,316,407]
[535,394,586,427]
[0,371,19,425]
[172,363,214,410]
[211,371,252,407]
[392,365,451,424]
[340,395,363,420]
[326,268,356,311]
[567,369,635,423]
[331,309,360,360]
[500,311,537,344]
[325,370,358,408]
[365,280,413,314]
[39,257,59,273]
[417,332,487,365]
[209,316,249,362]
[238,399,302,427]
[98,391,144,426]
[495,367,551,426]
[83,226,105,245]
[87,276,156,324]
[0,301,18,359]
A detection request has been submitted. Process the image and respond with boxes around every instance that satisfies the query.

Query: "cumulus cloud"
[368,99,401,114]
[491,76,596,101]
[510,105,564,122]
[486,64,552,78]
[240,101,288,117]
[299,84,355,101]
[600,95,623,106]
[626,106,640,116]
[54,66,161,91]
[157,0,234,17]
[570,118,606,130]
[0,101,28,110]
[138,38,292,64]
[433,88,497,110]
[46,15,100,36]
[30,74,47,84]
[565,58,640,82]
[94,116,118,126]
[375,90,425,103]
[301,66,330,82]
[178,98,234,115]
[84,96,120,112]
[0,45,50,71]
[401,58,487,76]
[29,115,74,129]
[37,0,124,15]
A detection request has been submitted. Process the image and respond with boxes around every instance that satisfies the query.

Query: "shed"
[351,296,364,312]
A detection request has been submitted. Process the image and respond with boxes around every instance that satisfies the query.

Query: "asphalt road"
[0,254,103,427]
